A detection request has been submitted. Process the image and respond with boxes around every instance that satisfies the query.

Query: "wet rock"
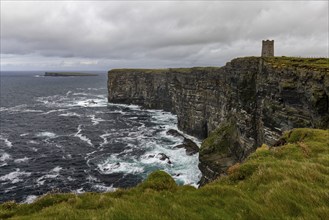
[175,138,199,156]
[166,129,184,138]
[103,162,120,172]
[148,153,172,164]
[156,153,172,164]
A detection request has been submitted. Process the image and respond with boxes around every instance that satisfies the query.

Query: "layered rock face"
[108,57,329,184]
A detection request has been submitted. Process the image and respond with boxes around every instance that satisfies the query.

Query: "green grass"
[264,56,329,71]
[1,128,328,219]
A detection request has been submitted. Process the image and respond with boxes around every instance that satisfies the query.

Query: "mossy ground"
[200,120,237,156]
[1,128,328,219]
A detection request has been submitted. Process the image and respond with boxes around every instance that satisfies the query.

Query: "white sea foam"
[0,105,43,114]
[97,155,144,175]
[33,74,45,78]
[107,103,141,110]
[20,133,29,137]
[74,125,93,146]
[74,188,85,194]
[51,166,62,173]
[14,157,29,163]
[88,114,105,125]
[42,109,67,115]
[22,195,38,204]
[67,176,76,181]
[72,92,89,96]
[59,112,81,117]
[0,169,31,184]
[92,184,116,192]
[0,163,8,167]
[99,133,111,147]
[0,135,13,148]
[73,98,108,108]
[0,152,11,161]
[124,107,202,186]
[36,166,62,186]
[86,175,98,182]
[87,87,106,91]
[36,132,57,138]
[22,109,44,113]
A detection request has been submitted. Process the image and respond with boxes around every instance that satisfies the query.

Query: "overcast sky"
[1,1,328,71]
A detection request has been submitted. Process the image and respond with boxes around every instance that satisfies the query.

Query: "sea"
[0,71,201,203]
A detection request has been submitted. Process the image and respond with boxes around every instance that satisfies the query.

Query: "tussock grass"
[1,128,328,219]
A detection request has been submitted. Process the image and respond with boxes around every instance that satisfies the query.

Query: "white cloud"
[0,1,328,70]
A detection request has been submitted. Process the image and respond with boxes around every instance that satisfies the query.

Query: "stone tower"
[261,40,274,57]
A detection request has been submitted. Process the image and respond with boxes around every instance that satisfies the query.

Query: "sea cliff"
[108,57,329,184]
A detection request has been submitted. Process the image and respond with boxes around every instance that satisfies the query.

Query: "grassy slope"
[1,128,328,220]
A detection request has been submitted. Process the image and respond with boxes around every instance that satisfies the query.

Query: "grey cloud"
[0,1,328,70]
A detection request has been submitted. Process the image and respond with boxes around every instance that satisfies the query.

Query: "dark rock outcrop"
[148,153,172,164]
[175,138,199,156]
[166,129,199,155]
[108,57,329,184]
[166,129,184,138]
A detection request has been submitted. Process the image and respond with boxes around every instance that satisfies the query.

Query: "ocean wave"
[42,109,67,115]
[73,99,108,108]
[20,133,29,137]
[59,112,81,117]
[0,135,13,148]
[0,152,11,161]
[74,125,93,146]
[36,132,57,138]
[0,169,31,184]
[36,166,62,186]
[107,103,141,110]
[88,114,105,125]
[0,105,43,114]
[97,155,144,175]
[74,188,85,194]
[92,184,116,192]
[14,157,29,163]
[22,195,38,204]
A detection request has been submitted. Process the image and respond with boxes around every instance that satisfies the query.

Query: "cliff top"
[110,57,328,73]
[263,57,329,72]
[2,128,328,219]
[109,67,222,74]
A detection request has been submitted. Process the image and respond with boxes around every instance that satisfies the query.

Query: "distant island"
[45,72,98,77]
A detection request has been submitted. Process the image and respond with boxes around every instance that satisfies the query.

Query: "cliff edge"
[108,57,329,184]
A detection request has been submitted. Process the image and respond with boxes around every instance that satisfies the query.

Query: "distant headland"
[44,72,98,77]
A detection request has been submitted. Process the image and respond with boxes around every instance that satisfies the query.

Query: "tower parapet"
[261,40,274,57]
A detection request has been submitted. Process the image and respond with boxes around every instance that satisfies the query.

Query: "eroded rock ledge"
[108,57,329,184]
